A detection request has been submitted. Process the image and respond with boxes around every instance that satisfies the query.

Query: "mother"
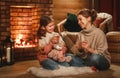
[70,8,111,71]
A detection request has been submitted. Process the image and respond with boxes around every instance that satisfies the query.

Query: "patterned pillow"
[93,18,106,28]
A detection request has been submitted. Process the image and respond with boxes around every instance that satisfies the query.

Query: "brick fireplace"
[10,6,39,48]
[0,0,53,61]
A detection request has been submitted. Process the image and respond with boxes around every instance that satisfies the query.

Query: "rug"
[27,66,95,78]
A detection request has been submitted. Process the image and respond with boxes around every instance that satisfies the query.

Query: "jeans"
[85,54,110,70]
[41,53,84,70]
[41,58,70,70]
[66,53,84,67]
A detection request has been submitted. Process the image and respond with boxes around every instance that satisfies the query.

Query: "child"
[37,15,83,70]
[48,34,72,62]
[37,15,70,70]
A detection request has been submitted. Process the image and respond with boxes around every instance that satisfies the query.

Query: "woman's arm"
[94,32,108,55]
[81,40,95,53]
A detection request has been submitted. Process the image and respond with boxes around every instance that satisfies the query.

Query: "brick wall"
[0,0,53,61]
[10,7,39,46]
[0,0,53,42]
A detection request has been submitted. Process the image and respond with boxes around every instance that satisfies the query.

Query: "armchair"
[57,13,113,34]
[106,31,120,63]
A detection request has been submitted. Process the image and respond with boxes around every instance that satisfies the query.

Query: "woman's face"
[45,22,55,33]
[77,15,90,29]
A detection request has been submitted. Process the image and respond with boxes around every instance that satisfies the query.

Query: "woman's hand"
[81,40,95,53]
[81,40,89,49]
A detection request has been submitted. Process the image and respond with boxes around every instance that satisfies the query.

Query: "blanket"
[27,66,95,77]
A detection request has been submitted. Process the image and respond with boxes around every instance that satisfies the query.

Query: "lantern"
[2,36,15,65]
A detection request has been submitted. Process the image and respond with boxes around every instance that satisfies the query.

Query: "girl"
[48,34,72,62]
[37,15,83,70]
[71,8,111,70]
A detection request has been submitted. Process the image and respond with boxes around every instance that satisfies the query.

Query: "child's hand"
[58,57,65,62]
[57,51,65,62]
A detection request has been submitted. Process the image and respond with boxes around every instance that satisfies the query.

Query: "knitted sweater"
[71,25,111,63]
[37,32,65,63]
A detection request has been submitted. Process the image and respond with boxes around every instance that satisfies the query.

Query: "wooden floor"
[0,60,120,78]
[0,60,40,78]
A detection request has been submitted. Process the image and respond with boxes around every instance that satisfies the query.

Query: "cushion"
[63,13,82,32]
[93,17,105,28]
[106,31,120,42]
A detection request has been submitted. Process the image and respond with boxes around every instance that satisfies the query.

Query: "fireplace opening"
[10,6,40,48]
[10,6,40,61]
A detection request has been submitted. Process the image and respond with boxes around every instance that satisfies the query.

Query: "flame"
[15,34,36,48]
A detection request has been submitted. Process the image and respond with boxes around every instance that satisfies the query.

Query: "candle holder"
[1,36,15,66]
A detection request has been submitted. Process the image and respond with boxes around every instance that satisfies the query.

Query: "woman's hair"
[37,15,54,38]
[77,8,97,23]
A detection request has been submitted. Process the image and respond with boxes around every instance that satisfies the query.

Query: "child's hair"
[77,8,97,23]
[37,15,54,38]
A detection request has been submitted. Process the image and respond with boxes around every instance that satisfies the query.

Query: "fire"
[15,34,37,48]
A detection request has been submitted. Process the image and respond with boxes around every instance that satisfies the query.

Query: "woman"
[70,8,111,70]
[37,15,83,70]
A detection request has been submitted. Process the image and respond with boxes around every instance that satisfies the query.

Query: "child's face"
[46,22,55,33]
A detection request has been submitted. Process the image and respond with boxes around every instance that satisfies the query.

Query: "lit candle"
[6,47,11,63]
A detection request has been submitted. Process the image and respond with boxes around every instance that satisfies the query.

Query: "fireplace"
[10,6,39,61]
[0,0,53,61]
[10,6,39,48]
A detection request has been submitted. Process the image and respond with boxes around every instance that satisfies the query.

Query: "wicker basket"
[108,43,120,53]
[110,53,120,63]
[106,31,120,63]
[106,31,120,42]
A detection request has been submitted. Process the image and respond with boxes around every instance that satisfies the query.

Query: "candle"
[6,47,11,63]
